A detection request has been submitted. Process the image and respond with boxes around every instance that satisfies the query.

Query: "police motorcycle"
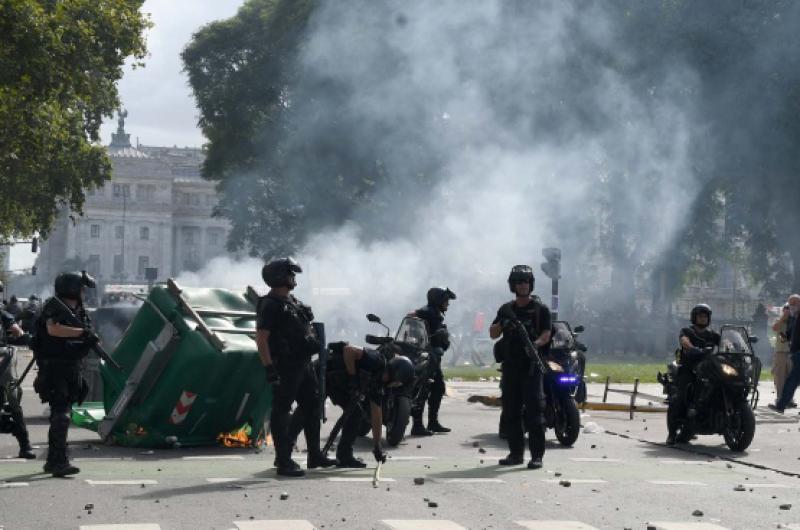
[657,325,761,452]
[543,321,587,446]
[363,313,436,446]
[0,332,31,437]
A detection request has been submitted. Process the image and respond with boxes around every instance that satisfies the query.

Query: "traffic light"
[31,237,38,253]
[540,247,561,280]
[31,265,37,276]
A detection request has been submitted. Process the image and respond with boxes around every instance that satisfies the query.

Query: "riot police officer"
[409,287,456,436]
[256,258,336,477]
[1,308,36,459]
[33,271,98,476]
[489,266,551,469]
[288,344,415,467]
[666,303,721,446]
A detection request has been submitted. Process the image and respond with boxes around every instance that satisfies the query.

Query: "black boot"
[276,459,305,477]
[336,451,367,469]
[428,406,450,433]
[666,432,677,446]
[528,425,545,469]
[307,453,338,469]
[14,430,36,459]
[499,453,523,465]
[49,461,80,477]
[46,406,76,476]
[410,418,433,436]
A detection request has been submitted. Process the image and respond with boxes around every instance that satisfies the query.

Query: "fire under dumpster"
[71,279,272,448]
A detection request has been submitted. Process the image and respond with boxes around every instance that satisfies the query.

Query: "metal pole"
[551,278,559,321]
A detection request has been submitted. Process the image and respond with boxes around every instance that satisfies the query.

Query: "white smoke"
[180,1,702,340]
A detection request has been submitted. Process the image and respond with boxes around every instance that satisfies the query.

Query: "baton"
[9,357,36,390]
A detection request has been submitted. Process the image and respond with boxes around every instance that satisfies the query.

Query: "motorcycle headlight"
[547,361,564,372]
[720,363,738,377]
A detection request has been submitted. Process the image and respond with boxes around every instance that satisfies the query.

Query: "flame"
[217,425,272,448]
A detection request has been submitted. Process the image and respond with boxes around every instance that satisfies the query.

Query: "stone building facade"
[36,115,230,290]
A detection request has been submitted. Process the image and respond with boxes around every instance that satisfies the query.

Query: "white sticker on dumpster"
[169,391,198,425]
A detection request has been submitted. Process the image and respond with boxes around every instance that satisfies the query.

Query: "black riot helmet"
[508,265,535,293]
[426,287,456,311]
[261,257,302,289]
[690,304,712,327]
[54,270,96,300]
[387,355,415,386]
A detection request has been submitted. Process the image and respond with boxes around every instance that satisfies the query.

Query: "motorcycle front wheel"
[723,400,756,452]
[386,395,412,447]
[554,397,581,447]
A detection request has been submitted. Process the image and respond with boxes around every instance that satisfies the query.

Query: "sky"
[99,0,244,148]
[10,0,243,269]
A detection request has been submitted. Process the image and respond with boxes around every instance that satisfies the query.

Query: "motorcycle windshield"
[395,317,430,350]
[719,326,754,355]
[550,321,574,350]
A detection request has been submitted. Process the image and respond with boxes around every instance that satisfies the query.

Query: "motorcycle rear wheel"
[723,401,756,452]
[386,396,412,447]
[554,397,581,447]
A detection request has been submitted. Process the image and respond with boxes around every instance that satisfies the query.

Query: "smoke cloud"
[181,1,705,341]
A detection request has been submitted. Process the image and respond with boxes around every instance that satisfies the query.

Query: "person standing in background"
[771,303,794,407]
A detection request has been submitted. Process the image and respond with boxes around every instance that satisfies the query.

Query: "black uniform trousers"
[35,360,83,465]
[500,360,545,459]
[270,359,321,465]
[412,348,446,424]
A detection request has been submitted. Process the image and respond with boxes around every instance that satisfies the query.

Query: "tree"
[0,0,149,238]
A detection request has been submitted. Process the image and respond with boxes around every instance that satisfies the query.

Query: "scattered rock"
[590,445,597,449]
[428,501,438,508]
[478,448,486,454]
[583,422,604,434]
[692,510,704,517]
[734,485,746,492]
[472,441,480,447]
[480,460,484,464]
[726,463,733,469]
[155,500,160,504]
[84,504,93,511]
[559,480,571,487]
[779,504,792,510]
[416,445,422,449]
[280,492,289,500]
[414,477,425,485]
[554,472,562,477]
[140,484,145,489]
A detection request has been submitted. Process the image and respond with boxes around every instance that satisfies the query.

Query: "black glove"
[82,330,100,348]
[372,445,387,463]
[499,305,516,320]
[264,363,280,384]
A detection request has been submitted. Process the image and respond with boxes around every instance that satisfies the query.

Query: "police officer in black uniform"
[256,258,336,477]
[490,265,551,469]
[1,301,36,459]
[33,271,98,476]
[666,303,721,445]
[288,344,415,467]
[409,287,456,436]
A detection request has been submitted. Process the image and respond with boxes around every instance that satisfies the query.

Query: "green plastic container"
[72,281,271,448]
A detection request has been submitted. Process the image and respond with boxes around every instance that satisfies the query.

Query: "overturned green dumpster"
[72,280,271,448]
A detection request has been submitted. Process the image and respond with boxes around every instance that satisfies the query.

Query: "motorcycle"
[0,346,22,435]
[363,313,435,446]
[543,321,587,446]
[657,325,761,452]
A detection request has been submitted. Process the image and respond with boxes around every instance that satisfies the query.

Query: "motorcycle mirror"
[573,325,585,334]
[366,313,381,323]
[749,336,759,344]
[578,343,588,352]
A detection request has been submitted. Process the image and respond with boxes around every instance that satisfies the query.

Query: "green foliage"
[0,0,149,238]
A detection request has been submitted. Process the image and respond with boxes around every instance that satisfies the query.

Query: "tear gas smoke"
[180,1,704,342]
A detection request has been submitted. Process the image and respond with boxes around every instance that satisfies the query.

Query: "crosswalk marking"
[541,479,607,484]
[0,482,29,488]
[181,455,245,460]
[648,521,728,530]
[328,477,395,482]
[743,483,798,488]
[234,521,315,530]
[440,478,505,483]
[80,524,161,530]
[569,457,623,463]
[85,480,158,486]
[515,521,599,530]
[657,459,708,465]
[648,480,708,486]
[382,521,467,530]
[0,458,27,463]
[388,456,438,461]
[206,477,275,484]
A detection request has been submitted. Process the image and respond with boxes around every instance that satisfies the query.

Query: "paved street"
[3,369,800,530]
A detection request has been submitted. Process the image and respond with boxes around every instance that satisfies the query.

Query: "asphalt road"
[2,371,800,530]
